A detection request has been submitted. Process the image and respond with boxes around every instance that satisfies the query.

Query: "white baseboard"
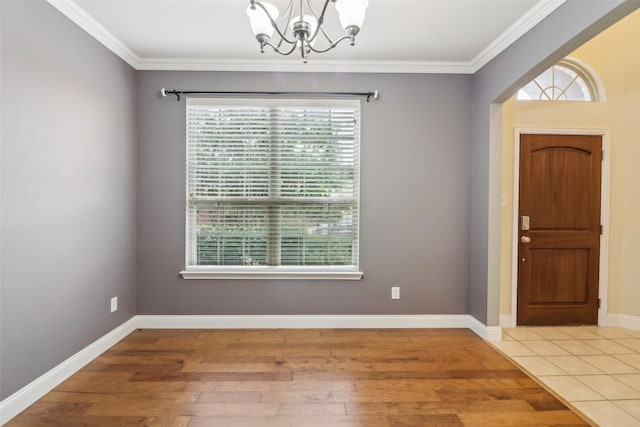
[0,317,137,426]
[607,313,640,331]
[136,314,501,341]
[1,314,499,425]
[467,316,502,341]
[136,314,477,329]
[497,313,640,330]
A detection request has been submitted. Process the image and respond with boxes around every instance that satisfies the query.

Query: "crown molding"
[47,0,564,74]
[470,0,567,72]
[46,0,140,69]
[136,58,475,74]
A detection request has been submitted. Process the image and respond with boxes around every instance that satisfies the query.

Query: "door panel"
[529,148,592,229]
[529,248,588,304]
[517,134,601,325]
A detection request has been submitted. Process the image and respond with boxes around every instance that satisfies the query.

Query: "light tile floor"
[492,326,640,426]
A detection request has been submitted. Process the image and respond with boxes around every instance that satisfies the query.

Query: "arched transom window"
[517,58,602,102]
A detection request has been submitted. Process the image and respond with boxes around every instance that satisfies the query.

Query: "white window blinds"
[185,98,360,271]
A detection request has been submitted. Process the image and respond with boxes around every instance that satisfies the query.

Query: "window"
[181,98,362,280]
[517,58,602,102]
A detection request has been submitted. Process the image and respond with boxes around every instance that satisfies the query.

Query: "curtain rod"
[160,88,379,102]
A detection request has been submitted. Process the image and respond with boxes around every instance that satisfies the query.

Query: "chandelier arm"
[277,0,296,48]
[317,25,334,44]
[305,0,331,22]
[263,40,299,56]
[254,1,297,45]
[306,35,352,54]
[306,0,332,43]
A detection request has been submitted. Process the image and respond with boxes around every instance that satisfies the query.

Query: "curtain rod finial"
[160,88,181,101]
[366,90,379,102]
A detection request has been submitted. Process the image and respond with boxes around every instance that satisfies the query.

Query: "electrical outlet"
[391,287,400,300]
[110,297,118,313]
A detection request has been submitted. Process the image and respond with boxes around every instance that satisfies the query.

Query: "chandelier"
[246,0,369,62]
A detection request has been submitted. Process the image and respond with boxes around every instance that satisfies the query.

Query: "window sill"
[180,267,363,281]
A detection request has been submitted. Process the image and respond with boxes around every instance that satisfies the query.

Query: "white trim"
[136,314,475,330]
[0,317,137,426]
[470,0,567,73]
[500,314,514,328]
[137,58,474,74]
[510,130,521,326]
[599,132,612,326]
[560,57,607,102]
[46,0,564,74]
[184,99,362,275]
[607,314,640,331]
[510,128,611,326]
[45,0,139,69]
[137,314,502,341]
[180,269,364,280]
[467,316,503,341]
[0,314,499,424]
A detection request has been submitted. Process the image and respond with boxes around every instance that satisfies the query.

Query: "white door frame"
[510,128,611,327]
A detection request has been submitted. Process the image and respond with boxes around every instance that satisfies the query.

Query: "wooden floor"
[7,329,590,427]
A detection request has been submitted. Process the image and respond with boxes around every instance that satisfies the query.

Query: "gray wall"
[137,72,472,315]
[0,1,137,399]
[468,0,639,325]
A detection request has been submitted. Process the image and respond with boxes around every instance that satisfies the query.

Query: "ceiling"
[47,0,566,73]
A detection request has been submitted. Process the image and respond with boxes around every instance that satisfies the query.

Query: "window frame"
[180,97,363,280]
[517,58,604,102]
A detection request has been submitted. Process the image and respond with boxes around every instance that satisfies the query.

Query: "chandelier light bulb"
[335,0,369,31]
[246,2,279,40]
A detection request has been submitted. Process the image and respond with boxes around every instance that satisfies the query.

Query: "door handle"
[521,236,531,243]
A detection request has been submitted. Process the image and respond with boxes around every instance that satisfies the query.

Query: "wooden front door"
[517,134,602,325]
